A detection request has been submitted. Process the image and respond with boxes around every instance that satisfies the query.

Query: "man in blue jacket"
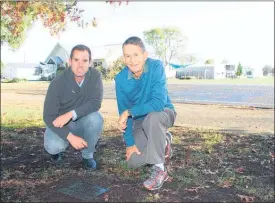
[115,36,177,190]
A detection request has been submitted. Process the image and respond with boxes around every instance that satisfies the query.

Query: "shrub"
[7,78,28,83]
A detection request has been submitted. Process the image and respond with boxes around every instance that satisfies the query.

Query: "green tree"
[205,59,215,64]
[262,65,273,76]
[1,1,129,49]
[236,62,243,76]
[0,60,5,76]
[143,27,187,66]
[108,56,125,80]
[1,1,92,49]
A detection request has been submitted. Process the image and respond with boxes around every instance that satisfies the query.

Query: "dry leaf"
[235,167,244,173]
[251,148,257,153]
[218,180,233,188]
[237,194,255,203]
[18,164,26,169]
[104,194,109,202]
[270,152,274,158]
[184,186,209,193]
[167,177,174,182]
[184,188,198,193]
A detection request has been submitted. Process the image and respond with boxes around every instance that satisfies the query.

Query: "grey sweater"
[43,67,103,140]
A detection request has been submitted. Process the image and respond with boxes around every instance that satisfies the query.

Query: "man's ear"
[89,59,93,67]
[122,56,126,64]
[68,58,72,67]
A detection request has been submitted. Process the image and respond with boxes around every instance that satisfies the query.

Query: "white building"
[2,63,40,80]
[175,64,227,79]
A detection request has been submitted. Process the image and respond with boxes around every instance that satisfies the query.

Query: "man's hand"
[53,111,73,128]
[67,133,88,150]
[118,110,130,133]
[126,145,141,161]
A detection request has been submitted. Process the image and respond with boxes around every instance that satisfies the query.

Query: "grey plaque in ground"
[57,181,109,201]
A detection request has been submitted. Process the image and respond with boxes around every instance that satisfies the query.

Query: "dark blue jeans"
[44,112,103,159]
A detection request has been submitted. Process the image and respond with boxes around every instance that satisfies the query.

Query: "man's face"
[123,44,148,76]
[69,50,91,77]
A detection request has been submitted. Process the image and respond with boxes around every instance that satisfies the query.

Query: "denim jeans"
[44,111,103,159]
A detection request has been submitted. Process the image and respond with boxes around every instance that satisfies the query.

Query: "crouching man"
[43,44,103,169]
[115,36,177,190]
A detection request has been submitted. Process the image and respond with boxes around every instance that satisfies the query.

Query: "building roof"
[58,43,123,61]
[47,56,63,65]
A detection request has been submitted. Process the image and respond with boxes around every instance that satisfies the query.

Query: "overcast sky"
[1,1,274,68]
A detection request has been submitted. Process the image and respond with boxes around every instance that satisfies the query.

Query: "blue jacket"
[115,58,174,146]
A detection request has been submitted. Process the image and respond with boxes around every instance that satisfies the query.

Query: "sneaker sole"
[144,175,169,191]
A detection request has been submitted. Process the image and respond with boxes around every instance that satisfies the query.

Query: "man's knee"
[127,153,145,169]
[83,112,103,130]
[142,112,164,129]
[44,132,68,155]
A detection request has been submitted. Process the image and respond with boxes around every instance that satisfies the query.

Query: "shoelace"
[149,166,161,179]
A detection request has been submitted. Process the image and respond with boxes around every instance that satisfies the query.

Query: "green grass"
[1,106,44,129]
[1,77,273,91]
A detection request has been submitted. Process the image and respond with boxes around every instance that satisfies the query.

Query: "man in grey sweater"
[43,44,103,169]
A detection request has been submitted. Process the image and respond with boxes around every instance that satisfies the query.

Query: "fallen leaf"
[270,152,274,158]
[154,193,160,199]
[18,164,26,169]
[184,186,209,193]
[235,167,244,173]
[202,169,218,175]
[218,180,233,188]
[104,194,109,202]
[237,194,255,203]
[251,148,257,153]
[167,177,174,182]
[184,188,198,193]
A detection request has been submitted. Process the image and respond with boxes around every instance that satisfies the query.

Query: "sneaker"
[50,153,62,163]
[165,132,173,162]
[143,165,169,191]
[83,158,97,170]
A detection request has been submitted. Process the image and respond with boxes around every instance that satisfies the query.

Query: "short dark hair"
[70,44,92,61]
[122,36,146,52]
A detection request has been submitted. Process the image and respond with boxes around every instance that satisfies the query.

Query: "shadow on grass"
[1,125,274,202]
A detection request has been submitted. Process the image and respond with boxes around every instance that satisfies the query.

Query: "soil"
[1,87,274,202]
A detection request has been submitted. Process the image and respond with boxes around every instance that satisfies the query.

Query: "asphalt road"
[103,83,274,108]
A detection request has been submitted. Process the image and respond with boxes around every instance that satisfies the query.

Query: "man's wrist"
[67,132,74,141]
[126,144,135,149]
[128,109,132,117]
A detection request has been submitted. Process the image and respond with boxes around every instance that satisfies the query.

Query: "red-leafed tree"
[1,1,129,49]
[1,1,89,49]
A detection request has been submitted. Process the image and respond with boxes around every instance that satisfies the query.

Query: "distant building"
[37,43,123,80]
[2,63,40,80]
[225,64,236,78]
[175,64,227,79]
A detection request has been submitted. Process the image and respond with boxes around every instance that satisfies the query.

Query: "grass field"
[1,88,274,202]
[1,76,274,89]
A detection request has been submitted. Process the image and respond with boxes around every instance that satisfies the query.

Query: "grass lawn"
[1,101,274,202]
[1,77,274,90]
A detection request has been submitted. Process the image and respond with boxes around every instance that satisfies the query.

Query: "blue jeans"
[44,112,103,159]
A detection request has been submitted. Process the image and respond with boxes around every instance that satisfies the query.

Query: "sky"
[1,1,274,68]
